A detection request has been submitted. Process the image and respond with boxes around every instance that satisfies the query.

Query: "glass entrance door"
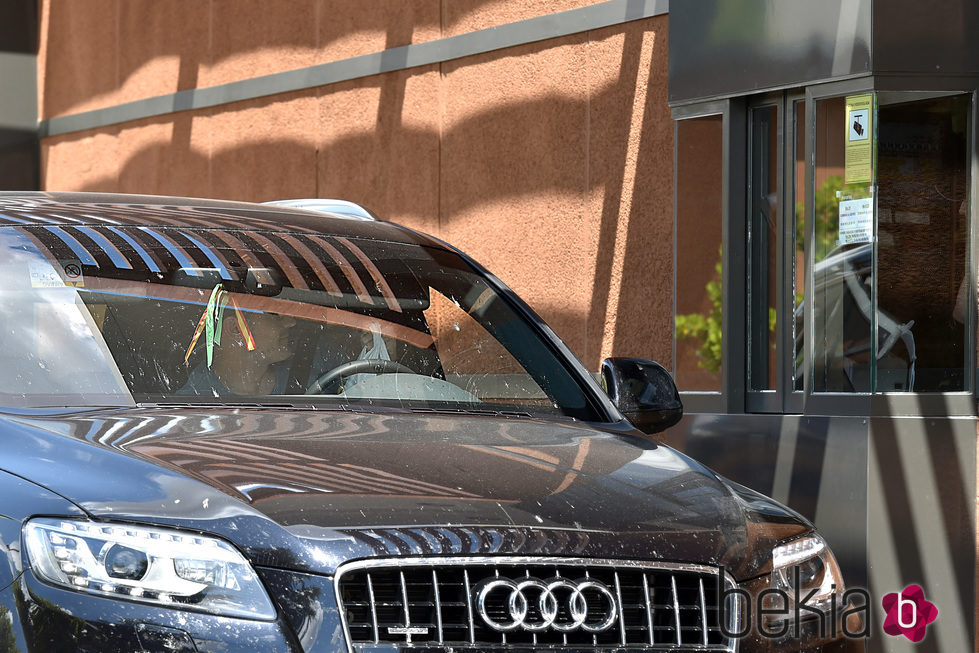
[809,91,971,395]
[747,94,805,412]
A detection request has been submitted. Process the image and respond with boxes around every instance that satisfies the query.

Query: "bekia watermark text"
[716,566,870,640]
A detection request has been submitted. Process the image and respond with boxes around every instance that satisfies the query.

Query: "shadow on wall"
[46,21,672,371]
[41,0,503,119]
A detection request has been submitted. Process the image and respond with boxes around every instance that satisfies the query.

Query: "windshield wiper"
[136,401,344,411]
[407,407,533,418]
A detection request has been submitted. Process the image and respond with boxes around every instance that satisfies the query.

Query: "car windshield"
[0,224,599,420]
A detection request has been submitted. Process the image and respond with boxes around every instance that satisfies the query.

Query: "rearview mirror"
[600,358,682,435]
[245,267,283,296]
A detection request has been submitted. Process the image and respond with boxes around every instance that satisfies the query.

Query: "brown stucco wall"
[38,3,673,372]
[37,0,608,119]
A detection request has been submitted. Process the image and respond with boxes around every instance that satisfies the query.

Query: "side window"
[425,288,525,376]
[876,94,970,392]
[674,114,724,393]
[811,93,971,393]
[424,288,549,406]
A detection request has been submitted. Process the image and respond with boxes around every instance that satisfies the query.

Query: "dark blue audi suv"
[0,192,862,652]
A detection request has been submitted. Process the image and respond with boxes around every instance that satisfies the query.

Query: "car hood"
[0,407,808,579]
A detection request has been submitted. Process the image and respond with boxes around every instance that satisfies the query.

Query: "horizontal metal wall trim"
[38,0,668,138]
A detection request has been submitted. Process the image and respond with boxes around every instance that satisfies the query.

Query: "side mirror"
[600,358,682,435]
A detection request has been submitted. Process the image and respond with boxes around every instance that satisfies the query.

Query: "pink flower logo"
[881,584,938,642]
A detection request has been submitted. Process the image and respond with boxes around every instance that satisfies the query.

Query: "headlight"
[24,518,276,620]
[767,532,845,624]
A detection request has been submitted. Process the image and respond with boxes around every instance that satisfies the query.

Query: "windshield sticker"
[60,259,85,287]
[29,260,65,288]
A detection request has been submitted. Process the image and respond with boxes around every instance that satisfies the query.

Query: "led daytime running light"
[766,532,845,625]
[773,533,827,568]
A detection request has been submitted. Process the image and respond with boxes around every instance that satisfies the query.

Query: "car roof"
[0,191,437,246]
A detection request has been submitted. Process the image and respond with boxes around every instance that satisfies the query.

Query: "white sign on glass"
[838,198,873,246]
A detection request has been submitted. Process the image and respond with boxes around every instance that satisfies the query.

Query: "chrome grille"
[336,557,737,651]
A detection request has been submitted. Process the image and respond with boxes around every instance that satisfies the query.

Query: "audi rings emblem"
[473,576,619,633]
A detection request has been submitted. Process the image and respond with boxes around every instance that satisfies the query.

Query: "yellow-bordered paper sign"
[844,94,874,184]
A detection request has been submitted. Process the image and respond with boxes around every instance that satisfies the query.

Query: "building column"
[0,0,38,190]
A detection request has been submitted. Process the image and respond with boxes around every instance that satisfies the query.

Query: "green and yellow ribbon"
[184,285,257,366]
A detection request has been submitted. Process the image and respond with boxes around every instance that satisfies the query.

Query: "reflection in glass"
[812,97,874,392]
[793,101,806,391]
[675,115,724,391]
[809,93,971,393]
[0,228,598,418]
[876,94,970,391]
[748,106,778,392]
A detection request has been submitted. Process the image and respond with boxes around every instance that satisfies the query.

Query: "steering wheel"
[305,359,416,395]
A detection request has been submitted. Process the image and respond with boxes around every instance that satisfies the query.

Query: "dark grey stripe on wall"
[39,0,669,138]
